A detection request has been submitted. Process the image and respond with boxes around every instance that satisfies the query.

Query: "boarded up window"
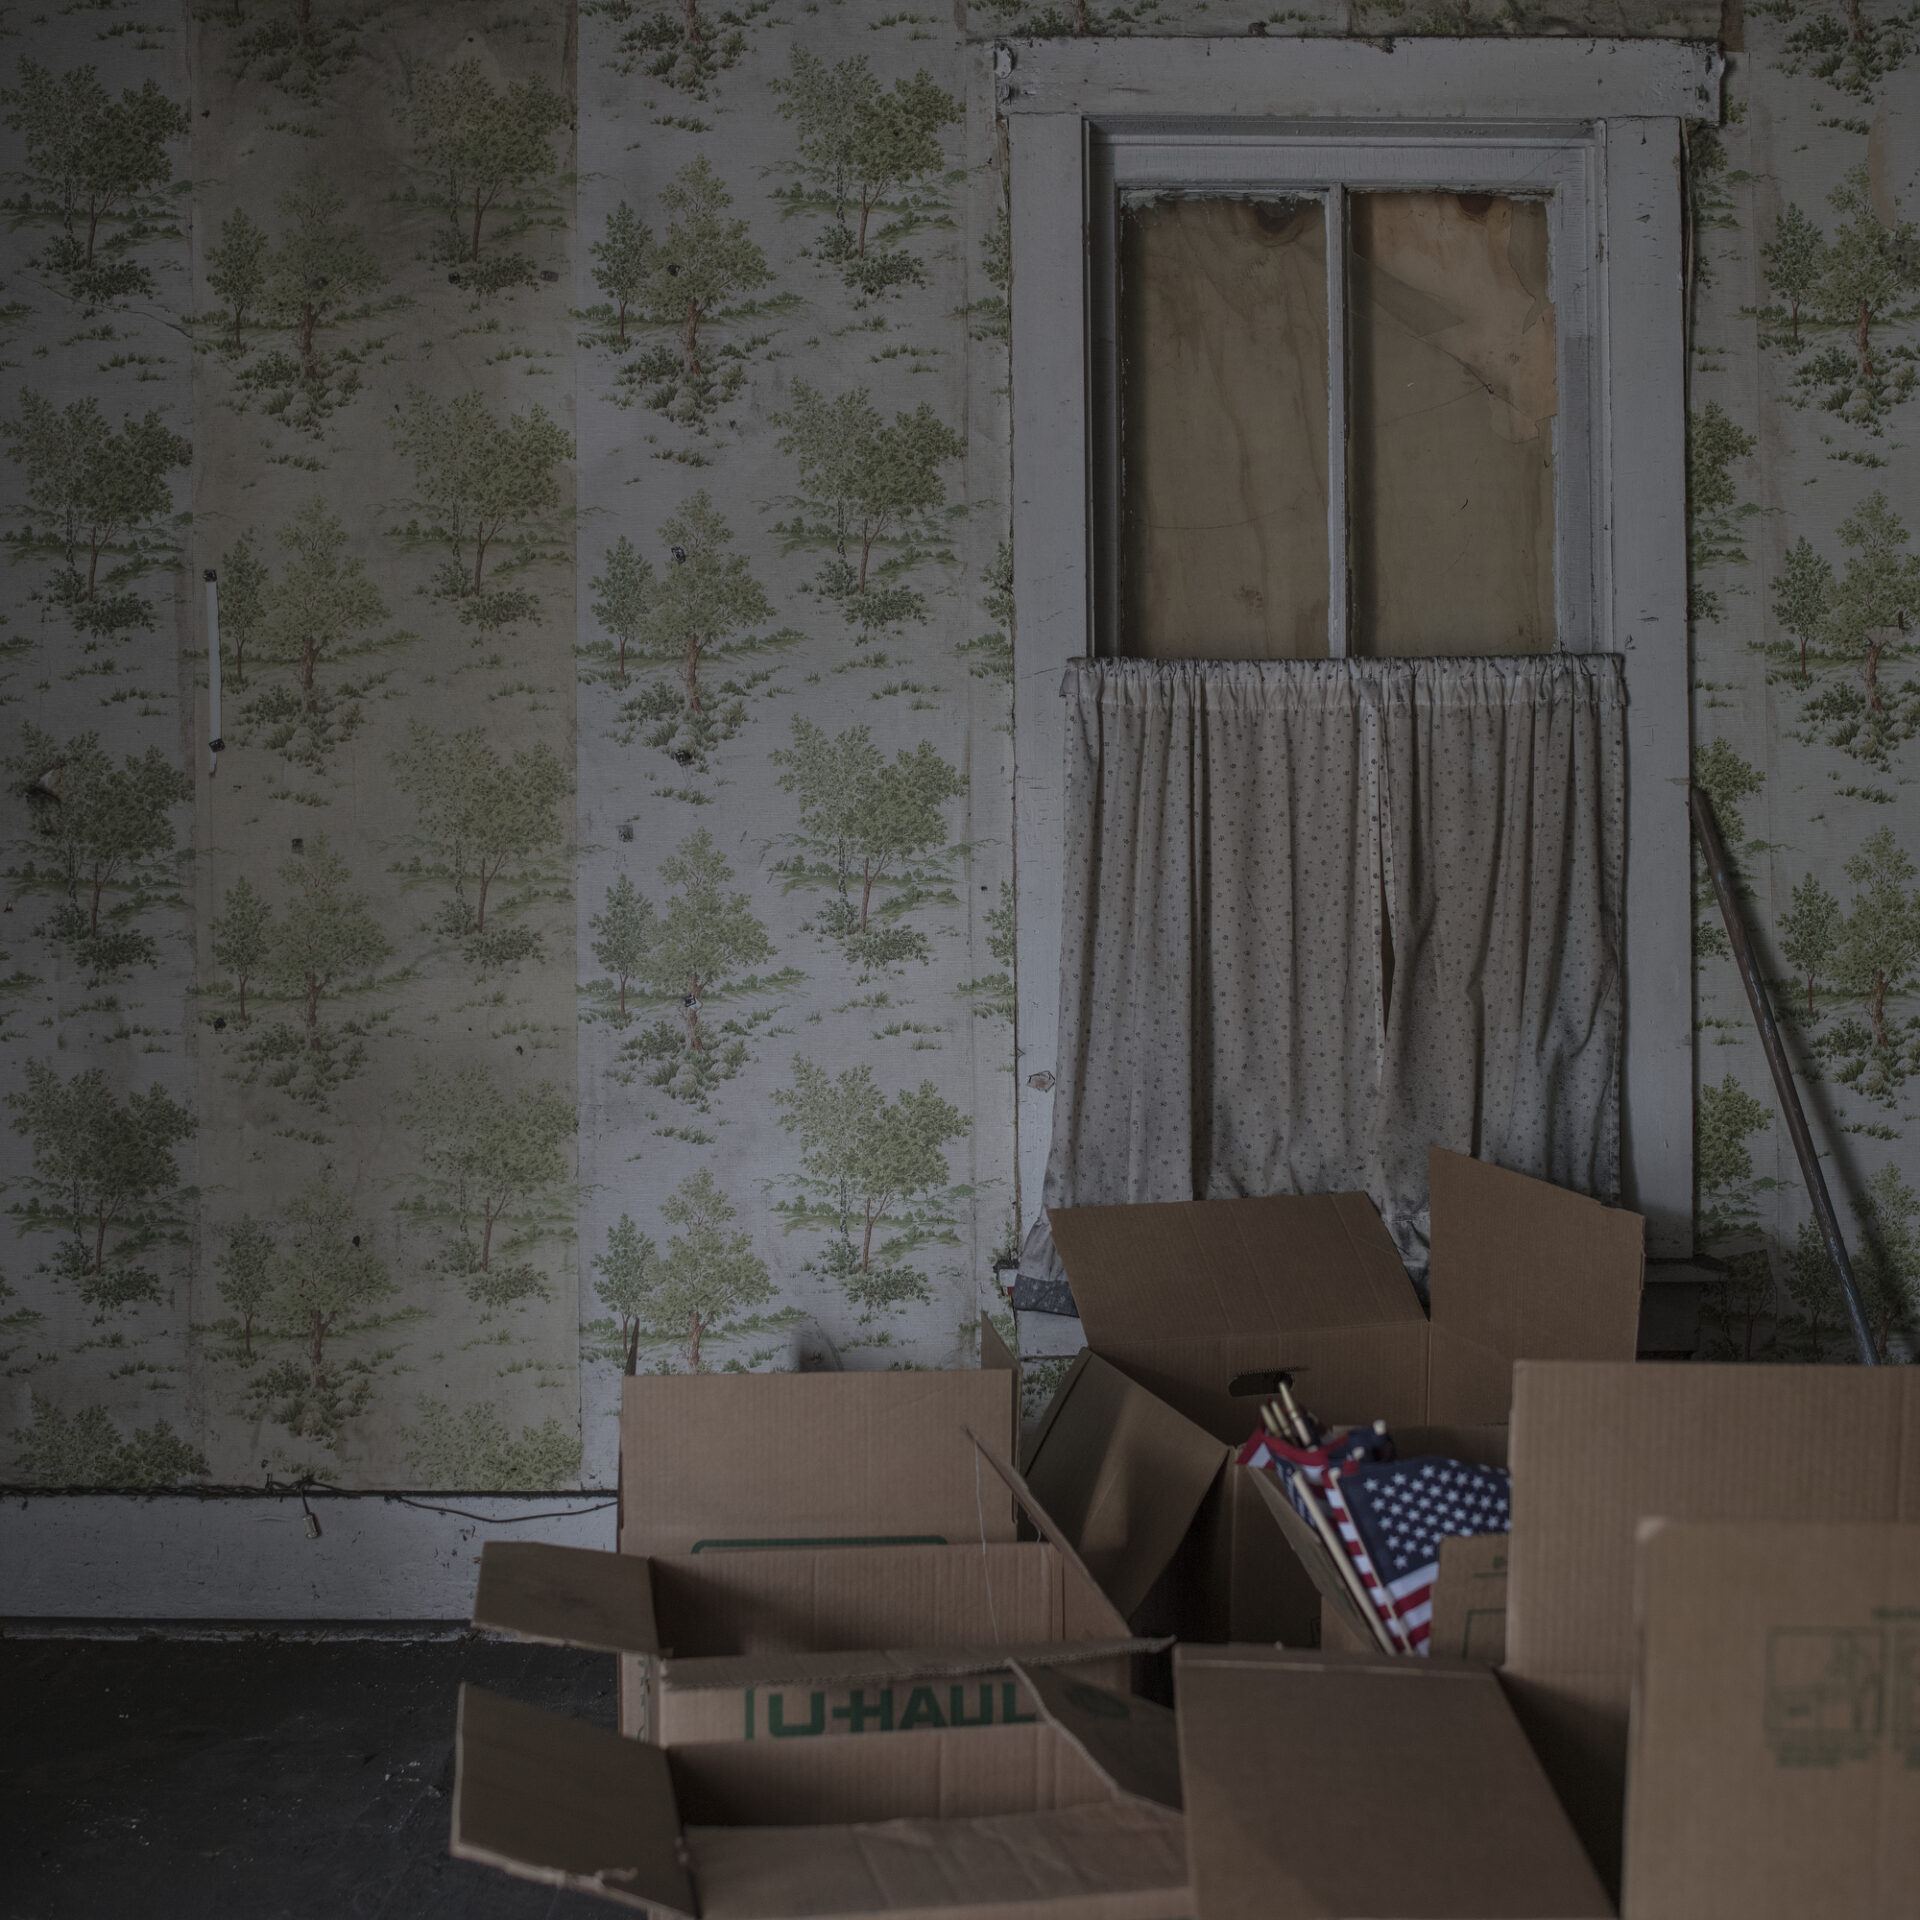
[1116,190,1556,660]
[1349,192,1556,656]
[1119,197,1330,661]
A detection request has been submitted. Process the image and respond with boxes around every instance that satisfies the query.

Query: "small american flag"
[1324,1457,1510,1654]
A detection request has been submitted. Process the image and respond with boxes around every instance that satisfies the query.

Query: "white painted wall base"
[0,1494,616,1620]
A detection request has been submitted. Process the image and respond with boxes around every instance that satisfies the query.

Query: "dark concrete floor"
[0,1633,621,1920]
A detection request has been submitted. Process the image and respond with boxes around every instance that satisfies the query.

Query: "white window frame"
[1002,37,1723,1259]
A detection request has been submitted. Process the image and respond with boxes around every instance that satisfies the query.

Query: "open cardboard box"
[478,1437,1164,1743]
[1025,1151,1644,1643]
[1623,1519,1920,1919]
[612,1320,1027,1734]
[1503,1359,1920,1894]
[451,1660,1190,1919]
[1174,1643,1611,1919]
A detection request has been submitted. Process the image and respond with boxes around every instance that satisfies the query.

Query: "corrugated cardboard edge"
[1011,1662,1184,1812]
[662,1636,1170,1692]
[1239,1463,1379,1651]
[451,1684,695,1916]
[964,1428,1133,1638]
[473,1540,660,1656]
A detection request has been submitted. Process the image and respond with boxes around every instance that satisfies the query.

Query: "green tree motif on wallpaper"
[771,716,967,974]
[589,1174,791,1372]
[226,0,377,104]
[391,721,570,973]
[0,1266,45,1375]
[1785,1163,1920,1360]
[956,540,1015,685]
[401,58,572,296]
[233,837,394,1109]
[1692,1075,1781,1363]
[1779,872,1844,1018]
[401,1398,582,1489]
[586,0,771,97]
[214,534,269,690]
[391,388,573,631]
[206,208,268,352]
[584,162,788,429]
[1,391,191,638]
[398,1062,576,1308]
[959,204,1012,344]
[1752,0,1919,101]
[7,1394,207,1486]
[4,1061,195,1315]
[770,51,961,297]
[956,877,1016,1025]
[772,1058,969,1320]
[239,499,409,777]
[0,59,189,307]
[1687,404,1758,625]
[1808,828,1920,1102]
[207,170,401,435]
[2,726,190,978]
[216,1213,276,1359]
[1689,738,1763,965]
[774,383,964,637]
[1753,167,1920,437]
[236,1171,405,1452]
[210,876,272,1024]
[602,494,795,771]
[1695,1076,1779,1251]
[1763,492,1920,770]
[594,831,801,1110]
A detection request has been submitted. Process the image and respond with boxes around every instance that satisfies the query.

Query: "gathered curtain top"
[1060,653,1626,715]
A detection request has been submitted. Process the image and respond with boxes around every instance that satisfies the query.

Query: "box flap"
[1623,1520,1920,1920]
[662,1637,1169,1693]
[450,1684,695,1917]
[1505,1362,1920,1886]
[1020,1351,1230,1619]
[472,1541,659,1657]
[1014,1661,1184,1812]
[1426,1149,1643,1424]
[622,1369,1017,1557]
[966,1429,1133,1638]
[685,1805,1190,1919]
[1174,1645,1613,1920]
[1240,1465,1382,1653]
[1048,1193,1421,1350]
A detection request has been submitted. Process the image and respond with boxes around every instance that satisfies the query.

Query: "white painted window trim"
[1004,39,1723,1260]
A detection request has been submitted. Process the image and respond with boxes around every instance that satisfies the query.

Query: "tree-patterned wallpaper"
[0,0,1911,1494]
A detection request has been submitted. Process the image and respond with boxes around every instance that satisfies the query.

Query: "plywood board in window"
[1119,197,1330,661]
[1350,192,1556,657]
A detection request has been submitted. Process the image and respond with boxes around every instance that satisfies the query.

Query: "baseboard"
[0,1492,616,1620]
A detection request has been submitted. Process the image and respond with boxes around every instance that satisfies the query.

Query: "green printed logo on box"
[743,1675,1038,1739]
[1765,1628,1884,1767]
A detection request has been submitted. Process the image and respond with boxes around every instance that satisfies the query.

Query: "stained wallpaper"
[0,0,1910,1493]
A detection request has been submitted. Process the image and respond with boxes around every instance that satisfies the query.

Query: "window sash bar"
[1325,184,1349,660]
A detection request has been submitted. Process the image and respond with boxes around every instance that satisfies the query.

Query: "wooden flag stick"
[1294,1473,1399,1655]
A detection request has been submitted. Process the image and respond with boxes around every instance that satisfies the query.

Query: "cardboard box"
[451,1660,1191,1919]
[1173,1644,1611,1919]
[614,1325,1023,1731]
[478,1440,1162,1743]
[1504,1361,1920,1887]
[1622,1520,1920,1920]
[1319,1531,1509,1662]
[1029,1151,1642,1642]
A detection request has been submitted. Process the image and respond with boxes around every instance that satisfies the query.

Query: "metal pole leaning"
[1687,785,1878,1366]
